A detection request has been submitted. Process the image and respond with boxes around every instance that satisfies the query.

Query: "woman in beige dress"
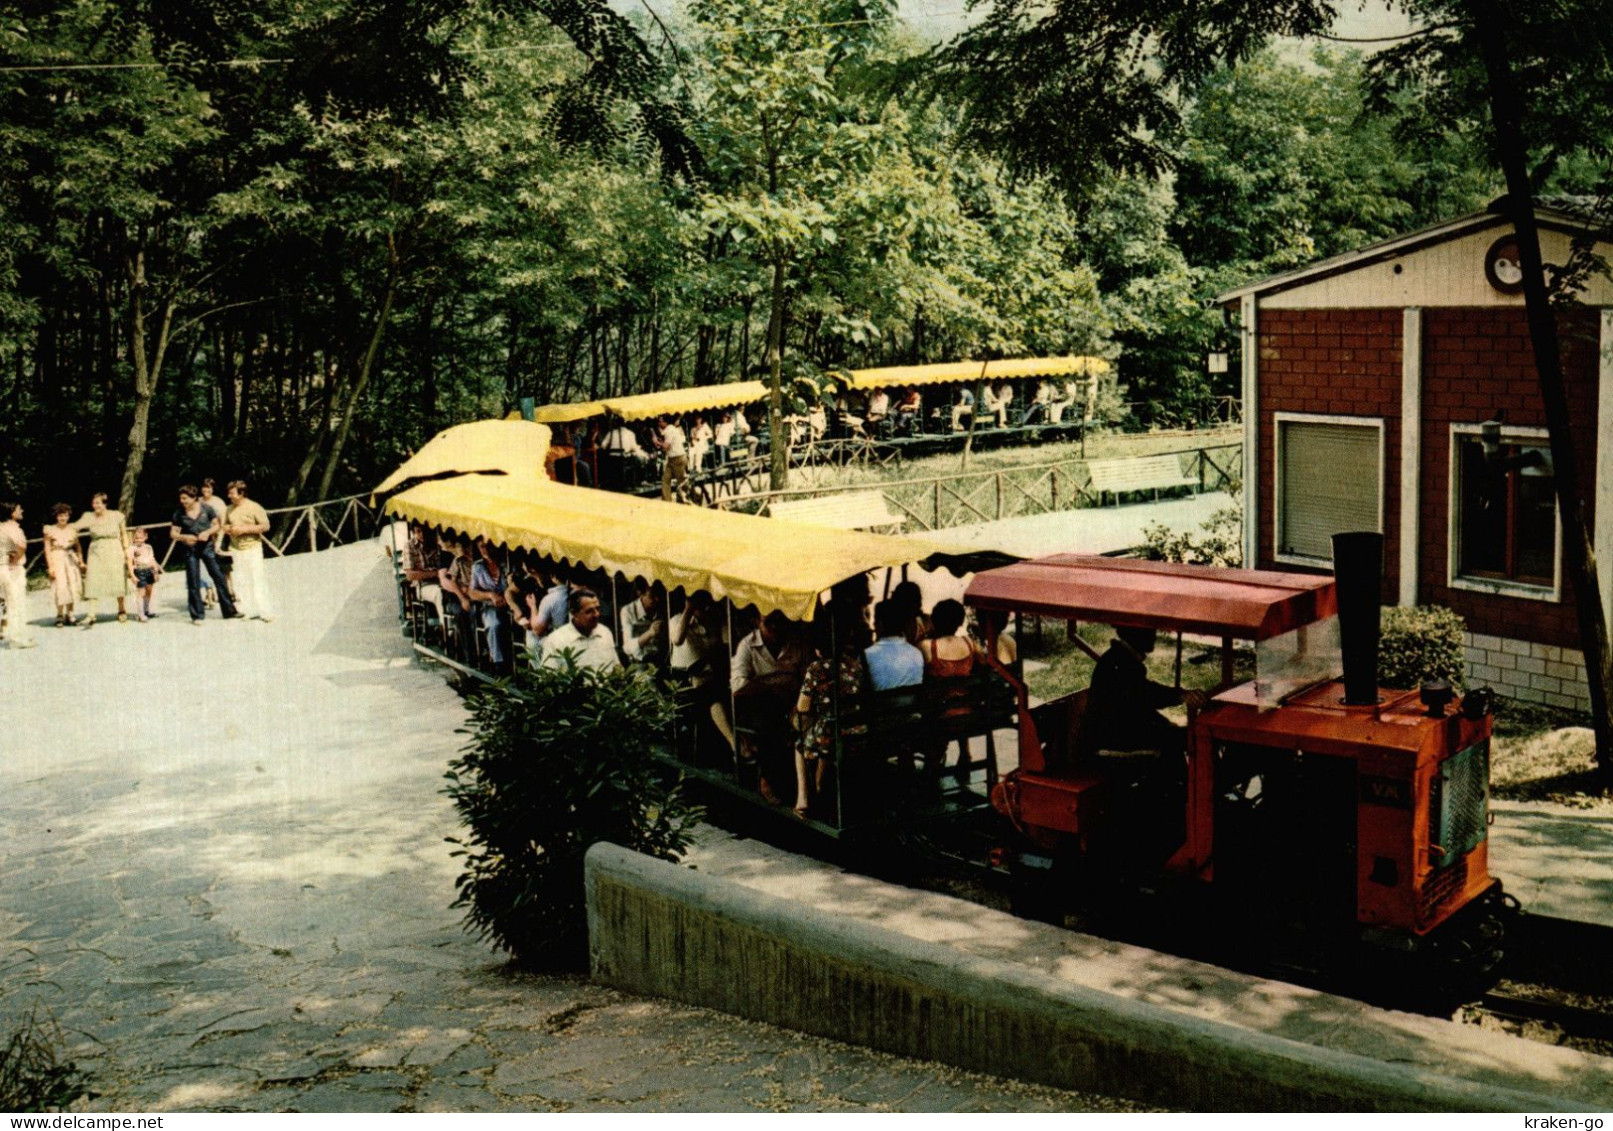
[76,492,133,626]
[42,503,85,626]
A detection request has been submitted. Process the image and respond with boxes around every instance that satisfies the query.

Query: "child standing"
[127,526,161,621]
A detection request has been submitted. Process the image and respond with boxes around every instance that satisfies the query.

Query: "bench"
[1085,454,1198,505]
[833,671,1019,828]
[768,490,905,533]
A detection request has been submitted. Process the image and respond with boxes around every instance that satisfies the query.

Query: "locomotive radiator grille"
[1429,738,1489,870]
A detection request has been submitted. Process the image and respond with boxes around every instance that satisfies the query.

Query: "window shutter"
[1279,421,1380,560]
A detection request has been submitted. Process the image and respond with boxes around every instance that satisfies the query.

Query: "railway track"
[1477,990,1613,1048]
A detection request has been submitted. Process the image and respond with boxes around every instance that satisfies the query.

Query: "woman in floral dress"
[76,492,133,626]
[42,503,84,626]
[790,601,872,819]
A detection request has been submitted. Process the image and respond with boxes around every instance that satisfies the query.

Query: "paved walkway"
[0,542,1133,1113]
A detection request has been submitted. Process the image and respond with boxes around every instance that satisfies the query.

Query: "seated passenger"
[540,587,621,672]
[921,598,986,772]
[995,381,1015,426]
[600,415,648,460]
[504,553,547,658]
[1022,380,1053,425]
[671,591,735,752]
[806,402,828,441]
[979,382,1007,428]
[792,601,872,818]
[864,599,923,691]
[1047,380,1075,423]
[467,538,510,669]
[713,410,736,455]
[888,579,930,646]
[731,608,810,698]
[865,388,890,428]
[620,577,669,667]
[1077,625,1207,759]
[919,599,983,678]
[437,535,477,656]
[689,415,713,470]
[949,386,975,432]
[732,608,811,801]
[895,388,921,433]
[533,568,571,641]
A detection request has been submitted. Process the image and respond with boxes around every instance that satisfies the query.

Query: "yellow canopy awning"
[385,475,1014,622]
[600,381,770,422]
[840,356,1110,392]
[530,400,607,424]
[371,418,551,497]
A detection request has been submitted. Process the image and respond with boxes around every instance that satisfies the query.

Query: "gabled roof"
[1213,202,1611,305]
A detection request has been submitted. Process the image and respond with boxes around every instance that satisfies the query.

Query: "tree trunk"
[313,239,401,503]
[1473,1,1613,777]
[118,246,178,516]
[283,355,336,508]
[765,258,789,491]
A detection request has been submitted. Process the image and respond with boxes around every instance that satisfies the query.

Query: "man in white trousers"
[223,480,275,622]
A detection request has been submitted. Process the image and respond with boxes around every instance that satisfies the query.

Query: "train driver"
[1078,625,1207,759]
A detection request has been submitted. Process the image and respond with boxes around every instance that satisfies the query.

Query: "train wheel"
[1413,886,1518,1006]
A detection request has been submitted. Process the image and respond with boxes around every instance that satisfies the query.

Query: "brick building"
[1216,205,1613,709]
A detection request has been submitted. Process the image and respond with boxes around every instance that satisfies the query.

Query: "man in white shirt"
[540,588,621,672]
[600,417,647,459]
[656,414,689,501]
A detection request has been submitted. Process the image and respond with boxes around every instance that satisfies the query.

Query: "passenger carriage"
[378,420,1022,836]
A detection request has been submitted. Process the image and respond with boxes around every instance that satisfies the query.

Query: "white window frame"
[1273,412,1386,567]
[1447,423,1562,602]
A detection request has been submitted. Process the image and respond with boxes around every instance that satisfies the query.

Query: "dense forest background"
[0,0,1593,518]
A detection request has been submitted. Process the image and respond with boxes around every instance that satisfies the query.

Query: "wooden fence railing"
[714,443,1241,533]
[22,494,384,575]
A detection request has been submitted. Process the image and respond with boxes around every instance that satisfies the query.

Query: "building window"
[1275,414,1384,564]
[1452,428,1557,593]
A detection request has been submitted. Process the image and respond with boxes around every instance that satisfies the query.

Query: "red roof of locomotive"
[964,555,1338,642]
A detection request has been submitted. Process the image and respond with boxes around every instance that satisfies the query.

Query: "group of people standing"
[0,493,142,649]
[0,478,276,650]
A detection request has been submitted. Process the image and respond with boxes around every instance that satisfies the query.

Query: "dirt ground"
[1491,700,1613,811]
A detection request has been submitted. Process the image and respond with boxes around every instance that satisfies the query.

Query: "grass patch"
[1491,698,1610,808]
[1018,617,1253,706]
[0,1004,90,1113]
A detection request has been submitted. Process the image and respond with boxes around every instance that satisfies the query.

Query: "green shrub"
[1140,498,1243,567]
[1378,605,1467,691]
[0,1005,90,1112]
[445,660,703,967]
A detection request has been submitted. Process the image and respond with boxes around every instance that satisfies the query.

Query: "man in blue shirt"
[170,485,241,624]
[864,599,923,690]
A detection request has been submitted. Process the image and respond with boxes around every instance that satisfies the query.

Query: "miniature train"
[384,421,1511,997]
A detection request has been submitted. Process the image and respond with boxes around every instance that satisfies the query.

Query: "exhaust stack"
[1332,531,1384,707]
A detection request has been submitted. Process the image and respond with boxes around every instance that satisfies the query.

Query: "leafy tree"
[686,0,899,488]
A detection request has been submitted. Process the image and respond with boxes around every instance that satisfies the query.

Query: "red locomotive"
[967,533,1510,992]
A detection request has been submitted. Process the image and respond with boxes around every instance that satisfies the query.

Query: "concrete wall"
[585,843,1560,1113]
[1466,631,1592,713]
